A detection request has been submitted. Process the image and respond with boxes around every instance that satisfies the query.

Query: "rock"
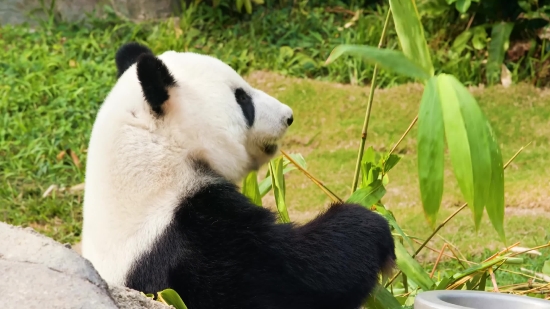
[0,221,170,309]
[0,0,180,25]
[109,285,171,309]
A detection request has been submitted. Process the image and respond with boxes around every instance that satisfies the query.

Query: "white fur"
[81,51,293,285]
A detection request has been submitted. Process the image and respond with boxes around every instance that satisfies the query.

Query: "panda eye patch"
[234,88,255,127]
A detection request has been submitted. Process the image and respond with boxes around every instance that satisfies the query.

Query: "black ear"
[115,42,153,78]
[136,54,177,117]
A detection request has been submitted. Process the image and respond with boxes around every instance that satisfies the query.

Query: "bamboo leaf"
[236,0,244,12]
[347,179,386,207]
[157,289,188,309]
[455,0,472,13]
[269,157,290,223]
[326,45,431,80]
[259,153,307,196]
[418,76,445,228]
[365,283,402,309]
[242,171,262,206]
[389,0,435,76]
[478,272,488,291]
[450,257,505,283]
[487,22,514,85]
[438,74,494,229]
[395,241,435,291]
[382,153,401,174]
[485,122,506,242]
[243,0,252,14]
[445,75,493,228]
[375,205,415,253]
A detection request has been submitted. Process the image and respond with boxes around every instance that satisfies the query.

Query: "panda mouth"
[262,143,279,156]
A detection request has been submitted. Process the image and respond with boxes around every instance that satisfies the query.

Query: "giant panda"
[81,42,396,309]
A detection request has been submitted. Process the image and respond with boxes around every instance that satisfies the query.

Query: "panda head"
[103,43,293,183]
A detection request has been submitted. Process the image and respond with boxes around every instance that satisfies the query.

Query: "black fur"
[126,166,396,309]
[235,88,255,127]
[115,42,153,78]
[136,54,177,117]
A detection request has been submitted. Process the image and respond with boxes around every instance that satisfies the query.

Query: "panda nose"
[286,115,294,126]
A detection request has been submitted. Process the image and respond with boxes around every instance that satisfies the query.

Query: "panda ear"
[115,42,153,78]
[136,53,177,117]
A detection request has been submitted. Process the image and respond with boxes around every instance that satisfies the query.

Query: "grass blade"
[418,76,445,228]
[395,241,435,291]
[269,157,290,223]
[389,0,435,76]
[347,179,386,207]
[242,171,262,206]
[487,22,514,85]
[325,45,431,80]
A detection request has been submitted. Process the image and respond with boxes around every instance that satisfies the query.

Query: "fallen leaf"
[42,184,58,198]
[69,149,81,168]
[501,64,512,88]
[57,150,66,161]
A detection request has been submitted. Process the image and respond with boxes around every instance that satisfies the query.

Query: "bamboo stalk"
[280,150,343,203]
[350,9,392,193]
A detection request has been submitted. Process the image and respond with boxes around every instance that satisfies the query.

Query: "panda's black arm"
[170,181,395,309]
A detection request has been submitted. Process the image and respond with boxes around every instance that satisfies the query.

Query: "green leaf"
[361,147,381,187]
[361,162,380,188]
[389,0,435,76]
[452,30,473,54]
[466,273,482,289]
[269,157,290,223]
[438,76,474,212]
[364,146,377,164]
[438,74,493,229]
[242,171,262,206]
[487,22,514,85]
[472,26,488,50]
[451,257,506,283]
[243,0,252,14]
[395,241,435,291]
[140,292,155,300]
[485,122,506,242]
[347,179,386,207]
[157,289,188,309]
[258,153,307,197]
[375,205,415,253]
[236,0,244,12]
[434,276,453,290]
[455,0,471,13]
[365,284,403,309]
[478,272,488,291]
[418,76,445,228]
[326,45,431,80]
[382,153,401,174]
[542,260,550,275]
